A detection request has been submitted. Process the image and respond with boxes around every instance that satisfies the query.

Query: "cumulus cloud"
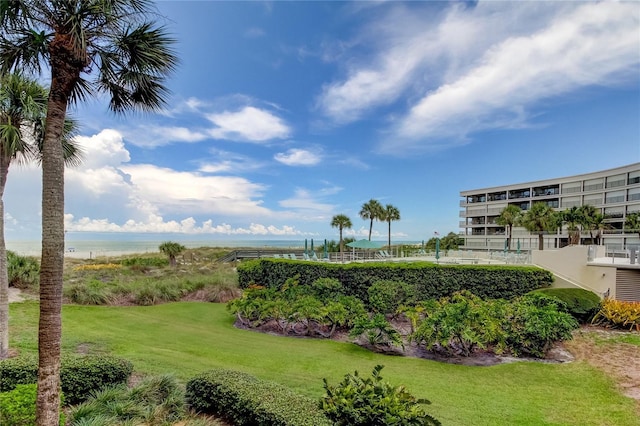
[64,214,304,236]
[274,148,322,166]
[207,106,291,142]
[3,128,318,238]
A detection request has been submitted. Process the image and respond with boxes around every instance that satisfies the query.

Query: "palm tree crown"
[359,199,383,241]
[381,204,400,249]
[520,202,557,251]
[331,214,352,253]
[495,205,521,250]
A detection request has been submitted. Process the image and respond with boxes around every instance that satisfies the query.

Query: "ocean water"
[6,238,421,258]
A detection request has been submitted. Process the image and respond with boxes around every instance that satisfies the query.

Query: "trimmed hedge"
[532,288,601,322]
[186,369,331,426]
[0,355,133,405]
[238,259,553,302]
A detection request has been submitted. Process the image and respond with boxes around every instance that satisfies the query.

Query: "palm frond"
[0,28,50,75]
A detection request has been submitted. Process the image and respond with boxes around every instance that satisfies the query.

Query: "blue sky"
[4,1,640,242]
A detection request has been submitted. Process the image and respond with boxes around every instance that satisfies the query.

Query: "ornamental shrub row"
[186,369,332,426]
[0,355,133,405]
[0,384,65,426]
[237,259,553,302]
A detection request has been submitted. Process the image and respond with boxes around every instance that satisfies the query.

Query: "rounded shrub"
[7,251,39,289]
[367,280,416,314]
[532,288,601,322]
[0,384,65,425]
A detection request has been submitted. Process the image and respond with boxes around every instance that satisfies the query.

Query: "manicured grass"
[9,301,639,426]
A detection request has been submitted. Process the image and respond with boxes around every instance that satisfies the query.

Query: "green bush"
[350,313,404,349]
[368,279,415,314]
[120,256,169,267]
[501,293,579,357]
[0,384,65,426]
[237,259,553,302]
[320,365,440,426]
[69,375,185,425]
[533,288,601,322]
[65,279,111,305]
[7,251,39,289]
[186,369,331,426]
[0,355,133,405]
[410,291,579,358]
[412,291,494,356]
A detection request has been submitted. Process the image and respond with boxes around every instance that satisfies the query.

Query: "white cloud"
[207,106,291,142]
[274,148,322,166]
[391,1,640,150]
[64,214,304,236]
[125,125,209,148]
[316,1,639,152]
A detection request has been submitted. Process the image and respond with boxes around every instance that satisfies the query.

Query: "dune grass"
[8,301,639,426]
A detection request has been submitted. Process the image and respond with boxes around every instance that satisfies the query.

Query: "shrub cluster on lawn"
[227,277,366,337]
[0,355,133,405]
[186,369,332,426]
[412,291,579,357]
[7,250,40,290]
[592,298,640,331]
[321,365,441,426]
[532,288,601,322]
[69,375,187,426]
[0,384,65,426]
[229,277,579,358]
[237,259,553,302]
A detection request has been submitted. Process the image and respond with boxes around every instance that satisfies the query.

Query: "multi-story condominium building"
[459,163,640,252]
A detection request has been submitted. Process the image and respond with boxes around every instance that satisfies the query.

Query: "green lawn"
[9,301,639,426]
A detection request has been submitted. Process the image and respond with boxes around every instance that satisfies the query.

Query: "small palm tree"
[562,206,582,245]
[625,212,640,240]
[381,204,400,249]
[495,205,521,250]
[159,242,186,267]
[359,199,383,241]
[520,203,556,251]
[331,214,352,254]
[0,2,177,422]
[578,204,600,245]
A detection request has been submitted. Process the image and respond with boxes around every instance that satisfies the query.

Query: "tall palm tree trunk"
[36,45,77,425]
[507,224,512,250]
[368,219,373,241]
[0,154,10,359]
[387,221,391,249]
[538,233,544,251]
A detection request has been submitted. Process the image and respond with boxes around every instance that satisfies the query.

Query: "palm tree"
[0,2,177,423]
[578,204,600,245]
[159,241,186,267]
[0,73,80,360]
[359,199,383,241]
[625,212,640,240]
[381,204,400,249]
[330,214,352,255]
[495,205,521,250]
[562,206,582,245]
[520,203,556,251]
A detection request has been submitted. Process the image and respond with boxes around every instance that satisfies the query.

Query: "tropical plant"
[519,202,557,250]
[577,204,600,245]
[158,241,186,267]
[320,365,441,426]
[592,298,640,331]
[0,73,80,360]
[359,199,383,241]
[625,212,640,239]
[350,313,404,349]
[562,206,582,245]
[0,1,177,422]
[330,214,352,254]
[380,204,400,249]
[496,205,521,250]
